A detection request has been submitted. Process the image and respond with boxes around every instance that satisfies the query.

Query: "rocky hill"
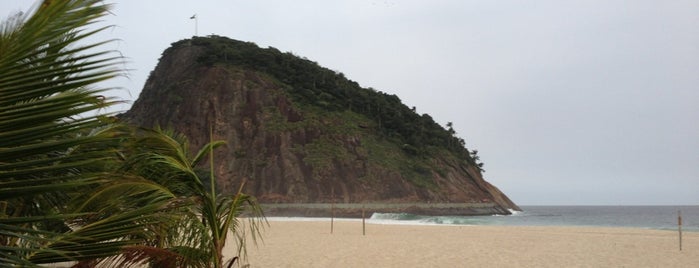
[122,36,519,216]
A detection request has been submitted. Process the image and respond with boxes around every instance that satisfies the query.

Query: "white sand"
[234,220,699,267]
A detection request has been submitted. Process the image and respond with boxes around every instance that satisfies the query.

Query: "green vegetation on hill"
[166,36,483,169]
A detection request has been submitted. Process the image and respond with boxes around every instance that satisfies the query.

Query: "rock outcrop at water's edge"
[122,36,520,216]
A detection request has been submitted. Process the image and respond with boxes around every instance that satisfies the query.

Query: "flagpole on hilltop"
[190,14,198,36]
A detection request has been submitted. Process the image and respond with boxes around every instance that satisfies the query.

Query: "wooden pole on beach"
[678,210,683,251]
[362,207,366,236]
[331,188,335,234]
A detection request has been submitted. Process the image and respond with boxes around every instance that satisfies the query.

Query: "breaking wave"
[369,213,495,226]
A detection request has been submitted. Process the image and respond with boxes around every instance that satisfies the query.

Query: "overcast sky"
[4,1,698,205]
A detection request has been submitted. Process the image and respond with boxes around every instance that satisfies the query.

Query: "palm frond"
[120,128,267,267]
[0,0,180,266]
[0,1,268,265]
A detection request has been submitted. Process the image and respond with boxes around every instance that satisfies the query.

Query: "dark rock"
[123,36,520,216]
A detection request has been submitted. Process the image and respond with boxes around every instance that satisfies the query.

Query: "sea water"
[365,206,699,231]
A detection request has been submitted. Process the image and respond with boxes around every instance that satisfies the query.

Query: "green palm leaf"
[0,1,177,266]
[2,1,266,266]
[120,128,266,268]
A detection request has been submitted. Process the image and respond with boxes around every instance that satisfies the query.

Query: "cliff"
[123,36,520,215]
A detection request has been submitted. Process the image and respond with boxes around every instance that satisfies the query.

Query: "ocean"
[364,206,699,231]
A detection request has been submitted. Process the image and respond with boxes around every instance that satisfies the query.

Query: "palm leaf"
[120,128,266,268]
[0,1,178,266]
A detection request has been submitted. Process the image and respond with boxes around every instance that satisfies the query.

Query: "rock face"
[123,36,520,215]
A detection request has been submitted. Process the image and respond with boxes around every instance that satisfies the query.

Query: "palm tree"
[115,128,265,268]
[1,1,264,266]
[0,1,179,266]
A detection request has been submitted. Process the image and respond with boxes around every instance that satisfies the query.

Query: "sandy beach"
[235,220,699,267]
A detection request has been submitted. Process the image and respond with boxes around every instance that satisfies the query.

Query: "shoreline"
[235,220,699,267]
[259,202,514,217]
[260,216,699,231]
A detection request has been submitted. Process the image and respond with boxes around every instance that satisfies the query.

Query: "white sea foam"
[508,209,522,216]
[264,217,360,222]
[260,206,699,231]
[369,213,432,225]
[370,213,486,226]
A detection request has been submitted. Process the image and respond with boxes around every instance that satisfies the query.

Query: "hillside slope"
[123,36,519,215]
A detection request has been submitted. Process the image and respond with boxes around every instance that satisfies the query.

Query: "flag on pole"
[190,14,198,36]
